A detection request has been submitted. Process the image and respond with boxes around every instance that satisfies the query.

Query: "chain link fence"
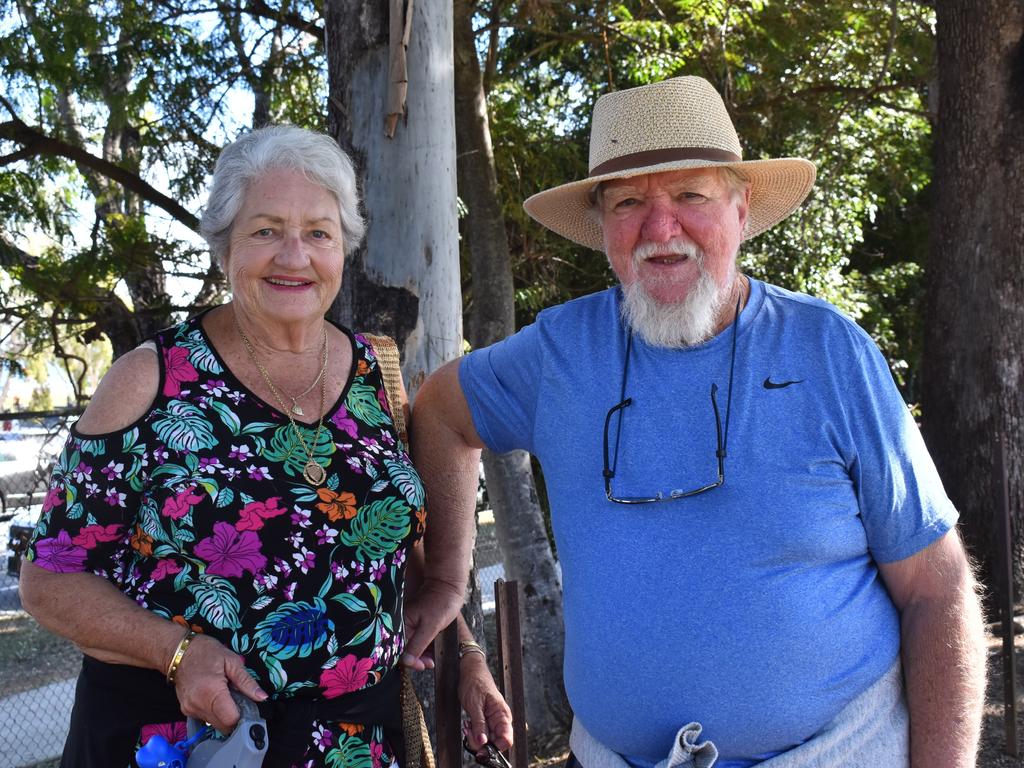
[1,408,82,768]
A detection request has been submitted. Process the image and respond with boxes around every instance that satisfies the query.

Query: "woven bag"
[363,334,435,768]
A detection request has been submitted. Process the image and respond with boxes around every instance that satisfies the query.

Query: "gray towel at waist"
[569,656,909,768]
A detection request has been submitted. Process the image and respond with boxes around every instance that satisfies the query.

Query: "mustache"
[631,238,703,263]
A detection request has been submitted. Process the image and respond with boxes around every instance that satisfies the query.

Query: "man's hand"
[172,634,268,733]
[401,579,466,670]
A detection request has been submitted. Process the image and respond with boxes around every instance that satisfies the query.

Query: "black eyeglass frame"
[602,295,740,504]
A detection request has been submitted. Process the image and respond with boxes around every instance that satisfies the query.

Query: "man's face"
[599,168,749,306]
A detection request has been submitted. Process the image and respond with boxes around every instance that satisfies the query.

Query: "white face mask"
[619,241,730,348]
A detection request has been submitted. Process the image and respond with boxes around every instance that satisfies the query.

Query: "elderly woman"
[20,125,511,768]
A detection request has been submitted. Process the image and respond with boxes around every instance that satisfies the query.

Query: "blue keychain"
[136,725,212,768]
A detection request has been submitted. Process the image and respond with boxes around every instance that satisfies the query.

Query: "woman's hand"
[171,633,268,733]
[459,652,513,752]
[401,577,465,670]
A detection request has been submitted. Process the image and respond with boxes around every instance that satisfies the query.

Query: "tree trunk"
[922,0,1024,598]
[323,0,461,742]
[324,0,461,396]
[454,0,570,740]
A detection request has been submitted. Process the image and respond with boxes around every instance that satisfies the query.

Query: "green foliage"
[1,0,326,390]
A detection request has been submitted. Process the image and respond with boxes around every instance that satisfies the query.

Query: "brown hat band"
[589,147,742,178]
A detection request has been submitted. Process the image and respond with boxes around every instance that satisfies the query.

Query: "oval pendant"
[303,460,326,486]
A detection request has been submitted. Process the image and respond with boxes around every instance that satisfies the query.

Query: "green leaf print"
[209,400,241,435]
[78,439,106,456]
[215,487,235,508]
[138,497,174,546]
[385,460,424,508]
[340,498,411,560]
[331,592,369,613]
[263,424,334,478]
[346,381,389,427]
[240,421,278,436]
[179,329,223,374]
[121,428,141,453]
[188,576,241,629]
[173,564,193,592]
[326,733,372,768]
[152,400,217,453]
[260,650,288,692]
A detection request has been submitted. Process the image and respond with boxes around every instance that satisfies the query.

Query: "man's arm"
[877,529,987,768]
[402,359,486,665]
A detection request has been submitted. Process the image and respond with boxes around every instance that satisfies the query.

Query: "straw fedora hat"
[522,76,816,251]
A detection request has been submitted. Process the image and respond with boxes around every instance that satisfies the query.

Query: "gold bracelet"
[166,629,198,684]
[458,640,486,660]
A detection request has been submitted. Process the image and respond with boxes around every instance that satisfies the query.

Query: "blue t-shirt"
[458,280,957,767]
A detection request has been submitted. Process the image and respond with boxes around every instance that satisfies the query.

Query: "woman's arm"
[403,541,512,751]
[19,346,267,732]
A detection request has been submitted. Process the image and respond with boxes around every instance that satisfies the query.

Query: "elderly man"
[404,77,986,767]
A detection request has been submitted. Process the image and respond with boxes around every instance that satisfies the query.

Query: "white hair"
[200,125,365,265]
[619,241,729,348]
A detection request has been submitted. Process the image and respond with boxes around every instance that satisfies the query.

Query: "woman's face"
[225,168,345,329]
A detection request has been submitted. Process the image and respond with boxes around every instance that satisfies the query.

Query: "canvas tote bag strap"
[364,334,409,447]
[362,334,434,768]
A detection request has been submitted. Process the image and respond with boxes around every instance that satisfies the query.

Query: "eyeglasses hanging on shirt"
[602,295,739,504]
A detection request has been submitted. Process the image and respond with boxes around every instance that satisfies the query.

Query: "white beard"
[619,242,728,349]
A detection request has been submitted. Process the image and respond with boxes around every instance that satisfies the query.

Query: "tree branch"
[0,118,200,232]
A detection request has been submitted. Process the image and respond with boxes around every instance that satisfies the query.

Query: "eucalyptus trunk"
[323,0,461,741]
[454,0,570,741]
[922,0,1024,598]
[324,0,461,392]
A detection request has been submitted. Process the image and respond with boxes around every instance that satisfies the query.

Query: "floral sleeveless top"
[26,313,425,767]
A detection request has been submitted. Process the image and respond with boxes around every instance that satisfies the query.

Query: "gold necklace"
[286,336,327,416]
[234,316,329,486]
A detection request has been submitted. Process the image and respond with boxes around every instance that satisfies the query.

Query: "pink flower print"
[369,559,386,581]
[101,461,125,481]
[72,461,93,484]
[151,559,183,582]
[288,532,303,549]
[316,525,337,546]
[72,524,125,549]
[283,581,297,601]
[227,390,244,405]
[41,485,64,513]
[312,724,333,751]
[345,456,364,474]
[330,410,360,440]
[194,521,266,578]
[162,486,205,520]
[152,447,169,465]
[247,464,272,481]
[201,379,228,396]
[84,482,101,498]
[105,489,127,507]
[393,548,406,567]
[228,444,252,461]
[255,571,278,591]
[371,741,384,768]
[331,561,348,580]
[198,457,223,474]
[290,507,311,528]
[319,655,374,698]
[236,497,287,532]
[140,721,187,749]
[273,557,292,578]
[293,547,315,574]
[223,467,241,481]
[163,346,199,397]
[32,530,87,573]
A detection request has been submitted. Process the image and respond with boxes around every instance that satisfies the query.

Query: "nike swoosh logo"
[763,377,804,389]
